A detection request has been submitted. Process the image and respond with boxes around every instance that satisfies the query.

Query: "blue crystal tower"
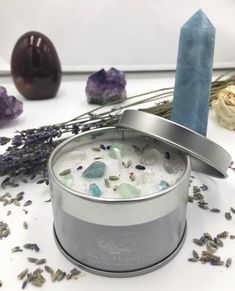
[171,10,215,136]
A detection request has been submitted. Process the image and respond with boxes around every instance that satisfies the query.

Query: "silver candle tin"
[48,110,231,277]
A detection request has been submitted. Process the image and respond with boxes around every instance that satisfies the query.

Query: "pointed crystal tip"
[182,9,215,30]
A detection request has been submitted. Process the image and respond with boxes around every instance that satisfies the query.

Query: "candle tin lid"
[118,110,231,178]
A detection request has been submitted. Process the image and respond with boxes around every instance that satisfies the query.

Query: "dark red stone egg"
[11,31,62,100]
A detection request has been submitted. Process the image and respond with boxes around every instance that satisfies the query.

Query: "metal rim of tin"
[53,223,187,277]
[48,126,191,204]
[118,110,231,179]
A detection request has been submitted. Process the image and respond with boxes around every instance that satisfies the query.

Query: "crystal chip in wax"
[63,173,73,187]
[82,161,106,178]
[140,149,160,166]
[117,183,141,198]
[89,183,102,197]
[159,180,169,191]
[163,160,177,174]
[109,143,126,159]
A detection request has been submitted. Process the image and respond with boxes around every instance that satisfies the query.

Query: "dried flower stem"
[0,72,235,183]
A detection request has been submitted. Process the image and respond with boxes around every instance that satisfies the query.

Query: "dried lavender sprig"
[0,98,172,182]
[0,72,234,183]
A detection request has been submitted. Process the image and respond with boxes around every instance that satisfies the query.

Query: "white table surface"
[0,71,235,291]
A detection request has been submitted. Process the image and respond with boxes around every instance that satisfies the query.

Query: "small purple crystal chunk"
[0,86,23,126]
[86,68,127,105]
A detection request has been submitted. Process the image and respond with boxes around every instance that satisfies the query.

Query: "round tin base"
[53,223,187,277]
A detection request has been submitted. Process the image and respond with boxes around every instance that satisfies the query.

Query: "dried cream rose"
[212,85,235,130]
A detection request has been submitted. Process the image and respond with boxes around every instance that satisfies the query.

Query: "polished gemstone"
[82,161,106,178]
[89,183,102,197]
[117,183,141,198]
[109,143,126,159]
[11,31,62,100]
[159,180,169,191]
[172,10,215,135]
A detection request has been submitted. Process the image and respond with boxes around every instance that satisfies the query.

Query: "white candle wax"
[53,137,186,199]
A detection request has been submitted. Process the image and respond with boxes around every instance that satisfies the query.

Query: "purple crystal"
[0,86,23,126]
[86,68,127,105]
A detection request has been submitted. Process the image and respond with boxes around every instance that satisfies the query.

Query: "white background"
[0,0,235,72]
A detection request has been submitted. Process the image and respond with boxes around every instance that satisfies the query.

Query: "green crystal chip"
[117,183,141,198]
[108,143,126,159]
[82,161,106,178]
[89,183,102,197]
[63,173,73,187]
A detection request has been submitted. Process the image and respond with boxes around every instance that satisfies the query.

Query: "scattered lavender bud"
[51,269,63,282]
[0,137,11,145]
[36,258,46,265]
[210,259,224,266]
[193,238,204,246]
[192,250,199,259]
[135,165,146,170]
[11,246,23,253]
[23,243,40,252]
[188,258,198,262]
[165,152,170,160]
[187,195,194,203]
[104,179,110,188]
[225,212,232,220]
[230,207,235,214]
[217,231,229,238]
[17,268,28,280]
[23,200,32,207]
[57,271,66,281]
[226,257,232,268]
[214,237,224,247]
[22,279,28,289]
[23,221,28,229]
[27,257,38,263]
[100,144,106,150]
[59,169,71,176]
[70,268,81,276]
[109,176,119,181]
[37,179,46,184]
[44,265,54,275]
[210,208,220,213]
[200,184,208,191]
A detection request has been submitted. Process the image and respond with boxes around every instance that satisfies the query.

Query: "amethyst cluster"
[0,86,23,127]
[86,68,127,105]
